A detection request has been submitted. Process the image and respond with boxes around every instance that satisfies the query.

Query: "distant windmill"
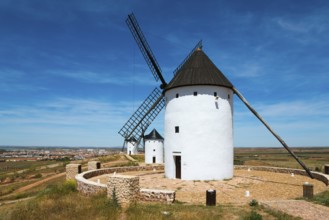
[118,13,313,180]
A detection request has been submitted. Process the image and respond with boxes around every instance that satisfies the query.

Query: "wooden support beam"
[233,87,314,179]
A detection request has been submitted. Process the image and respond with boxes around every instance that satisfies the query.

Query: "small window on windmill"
[228,94,230,99]
[153,149,155,152]
[194,91,198,96]
[175,126,179,133]
[176,93,179,98]
[214,92,217,97]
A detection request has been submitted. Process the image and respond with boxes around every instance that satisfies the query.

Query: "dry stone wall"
[235,165,329,186]
[66,164,81,181]
[88,161,101,171]
[77,179,107,196]
[73,164,328,204]
[75,165,165,198]
[140,188,175,203]
[107,174,139,206]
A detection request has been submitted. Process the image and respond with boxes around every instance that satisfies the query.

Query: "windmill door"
[152,156,156,163]
[175,156,181,179]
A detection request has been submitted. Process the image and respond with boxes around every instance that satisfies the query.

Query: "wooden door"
[175,156,181,179]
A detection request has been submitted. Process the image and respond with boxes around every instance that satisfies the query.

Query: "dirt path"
[10,159,129,195]
[262,200,329,220]
[14,172,65,193]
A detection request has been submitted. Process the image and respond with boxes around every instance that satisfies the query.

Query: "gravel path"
[91,169,327,205]
[262,200,329,220]
[88,169,329,219]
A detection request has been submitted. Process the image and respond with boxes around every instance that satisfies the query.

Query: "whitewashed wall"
[145,139,164,164]
[164,85,234,180]
[127,141,138,155]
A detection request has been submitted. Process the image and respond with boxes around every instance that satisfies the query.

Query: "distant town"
[0,146,122,162]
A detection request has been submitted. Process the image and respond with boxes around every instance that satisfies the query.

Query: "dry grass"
[1,148,328,219]
[0,180,303,220]
[234,147,329,171]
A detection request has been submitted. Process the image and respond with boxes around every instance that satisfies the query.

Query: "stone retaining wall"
[140,188,175,203]
[75,165,164,196]
[66,164,81,181]
[77,179,107,196]
[235,165,329,186]
[88,161,101,171]
[107,174,140,206]
[76,164,327,204]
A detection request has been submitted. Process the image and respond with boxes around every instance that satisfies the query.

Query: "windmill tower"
[118,13,314,180]
[125,136,138,155]
[164,48,234,180]
[144,129,164,164]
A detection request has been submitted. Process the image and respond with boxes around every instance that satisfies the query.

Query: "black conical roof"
[164,49,233,91]
[144,129,164,140]
[127,136,137,142]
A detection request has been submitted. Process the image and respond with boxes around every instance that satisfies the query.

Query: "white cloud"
[0,98,125,146]
[233,97,329,147]
[227,60,266,79]
[275,15,328,34]
[0,98,125,125]
[0,96,164,146]
[254,100,329,118]
[0,69,47,92]
[0,69,25,80]
[48,70,158,86]
[270,11,329,45]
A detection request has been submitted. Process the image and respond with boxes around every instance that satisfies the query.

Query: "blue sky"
[0,0,328,147]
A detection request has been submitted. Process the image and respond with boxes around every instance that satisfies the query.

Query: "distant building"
[126,137,138,155]
[99,149,106,155]
[144,129,164,164]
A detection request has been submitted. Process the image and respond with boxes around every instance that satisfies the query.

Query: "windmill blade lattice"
[126,13,166,86]
[118,87,165,144]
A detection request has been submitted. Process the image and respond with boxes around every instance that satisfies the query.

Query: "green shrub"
[39,180,77,198]
[234,159,244,165]
[312,190,329,206]
[249,199,259,207]
[33,173,42,178]
[111,187,120,208]
[243,210,263,220]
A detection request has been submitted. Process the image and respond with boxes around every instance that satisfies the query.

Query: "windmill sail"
[118,87,165,144]
[126,13,167,86]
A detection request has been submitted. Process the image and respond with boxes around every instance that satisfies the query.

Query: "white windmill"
[118,13,314,180]
[144,129,164,164]
[164,48,234,180]
[125,136,138,155]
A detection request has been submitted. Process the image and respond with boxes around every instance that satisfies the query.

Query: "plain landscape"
[0,147,329,219]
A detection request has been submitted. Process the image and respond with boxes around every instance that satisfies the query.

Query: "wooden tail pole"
[233,87,314,179]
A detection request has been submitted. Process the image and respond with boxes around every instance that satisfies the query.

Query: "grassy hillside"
[0,180,301,220]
